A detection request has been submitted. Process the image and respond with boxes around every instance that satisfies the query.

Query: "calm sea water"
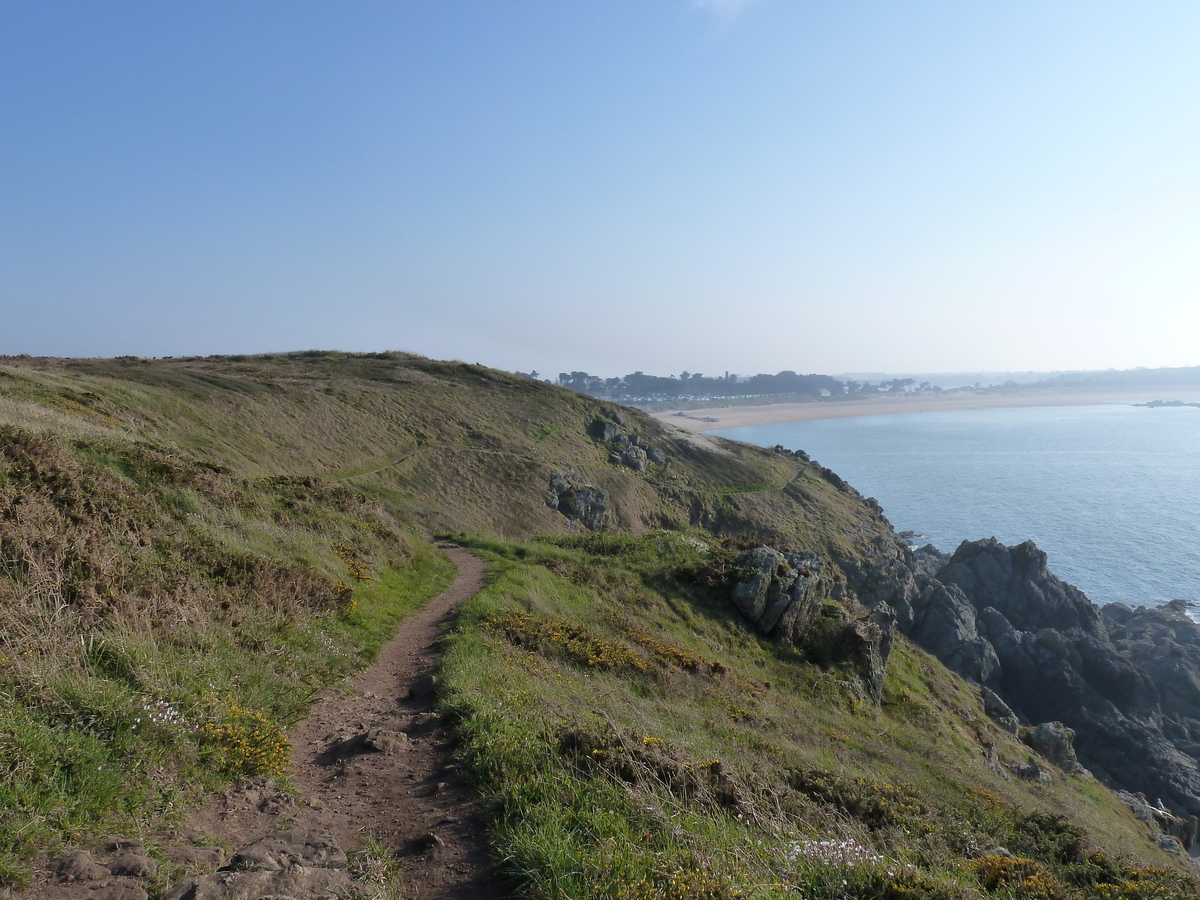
[714,405,1200,610]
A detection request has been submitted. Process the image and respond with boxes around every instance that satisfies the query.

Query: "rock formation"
[547,470,608,531]
[841,534,1200,824]
[590,416,667,471]
[731,547,895,703]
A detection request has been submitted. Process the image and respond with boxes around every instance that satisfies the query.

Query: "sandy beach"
[651,386,1200,433]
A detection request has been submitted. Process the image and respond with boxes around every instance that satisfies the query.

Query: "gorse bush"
[200,698,289,777]
[485,610,648,672]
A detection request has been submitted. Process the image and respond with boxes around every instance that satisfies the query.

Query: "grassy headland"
[0,351,1193,897]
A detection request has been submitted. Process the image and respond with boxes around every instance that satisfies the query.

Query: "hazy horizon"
[4,3,1198,377]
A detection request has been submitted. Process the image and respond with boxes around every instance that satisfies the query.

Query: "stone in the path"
[227,828,347,872]
[88,880,149,900]
[163,867,354,900]
[107,853,158,878]
[55,851,109,883]
[361,728,410,754]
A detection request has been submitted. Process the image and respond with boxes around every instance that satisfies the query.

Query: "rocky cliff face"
[731,546,896,703]
[841,535,1200,821]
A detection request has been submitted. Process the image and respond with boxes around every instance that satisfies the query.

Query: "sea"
[713,404,1200,613]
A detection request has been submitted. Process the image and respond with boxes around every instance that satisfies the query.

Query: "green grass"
[0,421,455,885]
[2,352,1194,898]
[0,353,891,559]
[438,534,1198,900]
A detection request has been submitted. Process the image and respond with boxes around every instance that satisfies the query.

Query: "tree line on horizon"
[514,369,936,401]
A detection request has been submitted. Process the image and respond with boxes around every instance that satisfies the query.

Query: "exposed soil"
[17,545,502,900]
[283,544,499,898]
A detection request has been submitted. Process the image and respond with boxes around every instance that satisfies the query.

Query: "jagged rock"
[937,538,1102,635]
[1023,721,1078,771]
[883,535,1200,819]
[593,420,622,441]
[852,603,896,704]
[909,581,998,684]
[732,545,892,701]
[1117,791,1200,851]
[1011,760,1051,783]
[548,471,608,531]
[590,417,667,470]
[731,547,787,623]
[226,828,347,872]
[621,445,648,472]
[731,548,829,645]
[163,867,355,900]
[840,537,920,629]
[1155,833,1185,854]
[981,687,1019,735]
[911,544,949,581]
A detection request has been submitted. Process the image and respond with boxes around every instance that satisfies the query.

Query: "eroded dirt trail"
[290,545,496,897]
[172,545,499,899]
[21,547,498,900]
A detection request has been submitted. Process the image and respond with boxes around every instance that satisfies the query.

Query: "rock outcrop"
[547,470,608,531]
[731,547,829,643]
[164,829,354,900]
[590,416,667,471]
[842,534,1200,824]
[732,546,895,702]
[1022,721,1079,772]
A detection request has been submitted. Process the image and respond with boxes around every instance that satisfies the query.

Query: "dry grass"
[0,353,894,560]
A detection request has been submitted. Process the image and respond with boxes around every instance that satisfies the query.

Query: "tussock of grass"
[440,534,1200,899]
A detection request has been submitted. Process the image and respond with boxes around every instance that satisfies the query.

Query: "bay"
[713,404,1200,609]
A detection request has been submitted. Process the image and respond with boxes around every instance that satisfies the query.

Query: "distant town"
[515,364,1200,406]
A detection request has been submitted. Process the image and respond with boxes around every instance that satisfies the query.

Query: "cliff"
[846,533,1200,823]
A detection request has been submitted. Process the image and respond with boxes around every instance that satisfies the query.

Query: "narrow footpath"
[23,546,500,900]
[288,545,497,898]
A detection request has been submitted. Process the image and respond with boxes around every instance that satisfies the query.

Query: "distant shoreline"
[650,387,1200,433]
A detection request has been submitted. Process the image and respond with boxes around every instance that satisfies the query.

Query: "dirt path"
[170,545,499,899]
[18,546,498,900]
[293,545,496,897]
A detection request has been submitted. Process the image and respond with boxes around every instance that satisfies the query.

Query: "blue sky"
[3,1,1199,377]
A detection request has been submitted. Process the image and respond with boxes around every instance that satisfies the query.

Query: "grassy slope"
[0,351,1192,897]
[442,535,1195,899]
[0,353,886,557]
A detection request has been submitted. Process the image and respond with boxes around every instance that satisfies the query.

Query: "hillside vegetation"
[0,351,1193,898]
